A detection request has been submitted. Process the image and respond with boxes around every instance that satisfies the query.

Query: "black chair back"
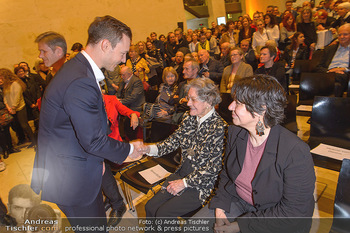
[292,60,311,83]
[282,95,298,134]
[330,159,350,233]
[299,72,335,105]
[309,96,350,171]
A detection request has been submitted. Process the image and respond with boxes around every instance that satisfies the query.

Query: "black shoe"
[8,148,21,154]
[107,204,126,226]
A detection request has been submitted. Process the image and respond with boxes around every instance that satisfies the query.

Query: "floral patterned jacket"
[156,111,227,204]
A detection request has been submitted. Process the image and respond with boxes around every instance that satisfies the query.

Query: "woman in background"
[0,68,35,147]
[220,47,253,93]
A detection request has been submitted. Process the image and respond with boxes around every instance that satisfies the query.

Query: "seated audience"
[238,17,255,45]
[315,23,350,97]
[149,67,179,141]
[252,19,269,52]
[189,33,199,53]
[255,46,286,91]
[240,39,258,71]
[297,7,317,52]
[191,75,315,233]
[198,49,224,85]
[264,14,280,45]
[284,32,309,71]
[331,2,350,29]
[315,9,336,30]
[171,51,184,83]
[137,41,147,59]
[279,13,297,51]
[219,42,231,68]
[220,47,253,93]
[172,59,200,124]
[165,32,178,66]
[142,78,226,229]
[126,45,150,83]
[220,20,238,47]
[195,33,210,53]
[116,66,145,141]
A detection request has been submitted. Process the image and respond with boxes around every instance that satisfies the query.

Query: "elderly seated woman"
[140,78,227,230]
[191,75,315,233]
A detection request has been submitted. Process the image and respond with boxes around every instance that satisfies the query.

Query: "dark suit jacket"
[314,43,340,72]
[200,58,224,85]
[31,53,130,207]
[116,75,145,112]
[210,125,315,231]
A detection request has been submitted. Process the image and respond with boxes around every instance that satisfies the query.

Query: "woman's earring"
[256,118,265,136]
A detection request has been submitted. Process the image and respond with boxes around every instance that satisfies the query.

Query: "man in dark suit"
[117,66,145,141]
[315,23,350,97]
[198,49,224,85]
[31,16,142,232]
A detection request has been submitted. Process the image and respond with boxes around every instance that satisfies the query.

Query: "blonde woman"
[126,45,150,82]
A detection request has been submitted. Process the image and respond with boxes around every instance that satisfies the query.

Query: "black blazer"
[117,75,145,112]
[200,58,224,85]
[255,62,286,91]
[31,53,130,206]
[210,125,315,231]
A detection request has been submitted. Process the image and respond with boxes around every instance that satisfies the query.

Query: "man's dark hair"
[71,42,83,52]
[260,45,277,60]
[231,75,287,127]
[35,31,67,55]
[8,184,41,205]
[87,15,132,48]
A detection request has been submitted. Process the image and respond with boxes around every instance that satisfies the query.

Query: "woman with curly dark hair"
[191,75,315,233]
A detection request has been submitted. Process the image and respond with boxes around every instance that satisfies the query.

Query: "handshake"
[124,140,151,163]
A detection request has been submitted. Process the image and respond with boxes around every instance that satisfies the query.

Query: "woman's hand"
[167,179,185,196]
[157,109,168,118]
[130,113,139,130]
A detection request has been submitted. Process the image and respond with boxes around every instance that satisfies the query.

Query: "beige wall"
[0,0,186,70]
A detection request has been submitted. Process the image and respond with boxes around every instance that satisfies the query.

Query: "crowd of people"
[0,0,349,232]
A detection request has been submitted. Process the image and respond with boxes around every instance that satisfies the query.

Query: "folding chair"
[120,149,181,211]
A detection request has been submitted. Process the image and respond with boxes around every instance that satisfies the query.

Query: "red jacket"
[103,95,140,141]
